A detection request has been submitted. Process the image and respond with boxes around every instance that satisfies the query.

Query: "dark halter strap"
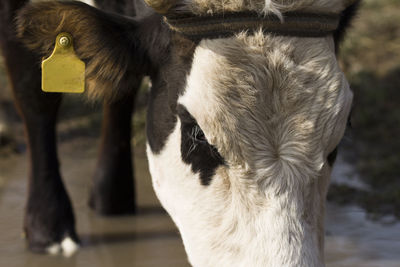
[164,11,341,41]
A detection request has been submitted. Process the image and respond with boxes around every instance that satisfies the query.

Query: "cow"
[7,0,360,265]
[0,0,143,256]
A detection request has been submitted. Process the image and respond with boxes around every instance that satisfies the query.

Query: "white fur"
[46,243,61,255]
[148,1,353,266]
[61,237,79,257]
[46,236,79,257]
[148,30,352,266]
[79,0,96,7]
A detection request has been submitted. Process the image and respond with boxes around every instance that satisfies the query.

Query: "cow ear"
[16,1,149,101]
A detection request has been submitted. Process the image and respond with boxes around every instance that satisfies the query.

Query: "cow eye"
[177,104,225,185]
[190,124,207,144]
[177,104,222,159]
[177,105,209,145]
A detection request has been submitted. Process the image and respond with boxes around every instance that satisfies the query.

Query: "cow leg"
[90,0,139,216]
[89,85,139,215]
[21,94,79,254]
[1,0,78,254]
[5,49,78,254]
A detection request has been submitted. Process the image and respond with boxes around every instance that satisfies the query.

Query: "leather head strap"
[164,11,341,40]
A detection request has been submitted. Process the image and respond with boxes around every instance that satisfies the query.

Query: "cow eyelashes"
[190,124,207,144]
[177,104,220,155]
[187,123,223,161]
[185,123,206,157]
[177,105,225,185]
[177,104,208,144]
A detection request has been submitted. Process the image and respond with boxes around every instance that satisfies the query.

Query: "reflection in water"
[326,154,400,267]
[0,139,399,267]
[326,203,400,267]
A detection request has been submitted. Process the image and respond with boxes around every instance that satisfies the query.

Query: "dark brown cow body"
[0,0,145,253]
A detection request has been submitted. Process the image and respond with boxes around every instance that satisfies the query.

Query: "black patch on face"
[327,147,338,167]
[146,33,197,154]
[177,105,225,186]
[333,0,361,53]
[144,28,222,185]
[146,73,178,153]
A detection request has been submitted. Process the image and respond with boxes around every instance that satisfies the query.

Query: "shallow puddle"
[0,138,399,267]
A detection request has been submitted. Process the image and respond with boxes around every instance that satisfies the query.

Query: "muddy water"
[0,138,189,267]
[0,138,399,267]
[326,155,400,267]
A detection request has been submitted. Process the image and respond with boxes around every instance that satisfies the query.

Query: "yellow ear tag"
[42,32,85,93]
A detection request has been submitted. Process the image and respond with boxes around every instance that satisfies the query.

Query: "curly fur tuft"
[16,1,146,101]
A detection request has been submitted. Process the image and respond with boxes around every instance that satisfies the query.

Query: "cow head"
[17,0,358,266]
[145,1,357,266]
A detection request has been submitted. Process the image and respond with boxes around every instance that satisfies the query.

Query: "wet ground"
[0,137,399,267]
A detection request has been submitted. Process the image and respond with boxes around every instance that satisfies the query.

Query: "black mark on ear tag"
[42,32,85,93]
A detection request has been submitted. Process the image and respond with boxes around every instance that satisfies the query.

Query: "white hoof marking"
[61,237,79,257]
[45,236,79,257]
[46,243,61,255]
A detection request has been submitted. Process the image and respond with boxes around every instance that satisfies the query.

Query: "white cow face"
[147,32,352,267]
[145,1,354,267]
